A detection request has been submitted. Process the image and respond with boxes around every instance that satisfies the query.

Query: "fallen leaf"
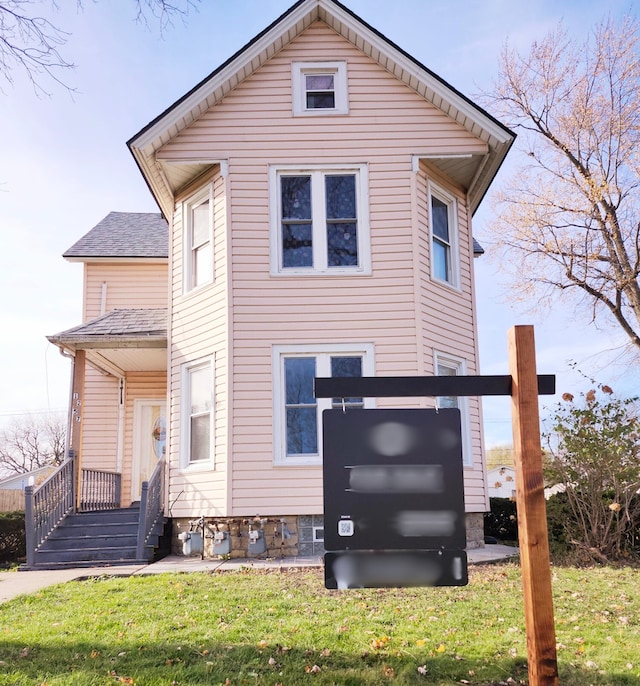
[417,665,428,675]
[416,639,427,647]
[304,664,321,673]
[371,636,390,649]
[382,665,394,678]
[435,643,446,653]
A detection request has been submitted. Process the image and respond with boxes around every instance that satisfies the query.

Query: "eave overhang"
[127,0,514,218]
[47,309,168,376]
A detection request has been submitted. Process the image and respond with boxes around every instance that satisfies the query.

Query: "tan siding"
[83,262,168,321]
[80,368,119,472]
[121,372,167,506]
[168,167,230,518]
[161,22,487,516]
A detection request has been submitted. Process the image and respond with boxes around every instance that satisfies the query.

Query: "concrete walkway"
[0,545,518,604]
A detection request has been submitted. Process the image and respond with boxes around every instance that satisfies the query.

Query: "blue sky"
[0,0,635,446]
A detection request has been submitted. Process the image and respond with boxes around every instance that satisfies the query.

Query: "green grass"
[0,564,639,685]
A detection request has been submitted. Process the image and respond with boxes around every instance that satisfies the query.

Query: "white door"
[132,400,167,500]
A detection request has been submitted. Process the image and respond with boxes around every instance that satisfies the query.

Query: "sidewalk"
[0,545,518,604]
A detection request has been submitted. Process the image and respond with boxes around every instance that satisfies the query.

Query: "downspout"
[116,377,125,476]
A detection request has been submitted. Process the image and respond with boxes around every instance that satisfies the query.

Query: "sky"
[0,0,636,448]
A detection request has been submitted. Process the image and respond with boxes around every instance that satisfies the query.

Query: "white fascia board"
[131,1,319,152]
[320,0,513,146]
[63,257,168,264]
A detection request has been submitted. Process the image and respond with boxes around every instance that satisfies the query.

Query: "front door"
[132,399,167,500]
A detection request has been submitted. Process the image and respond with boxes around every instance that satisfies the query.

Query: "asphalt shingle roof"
[48,308,167,342]
[63,212,168,259]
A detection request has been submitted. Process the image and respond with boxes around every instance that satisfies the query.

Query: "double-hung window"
[434,352,472,467]
[292,61,348,115]
[184,185,213,291]
[182,359,213,468]
[429,183,458,287]
[274,344,374,465]
[271,165,370,275]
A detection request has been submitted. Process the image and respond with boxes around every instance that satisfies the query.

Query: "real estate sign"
[322,408,467,588]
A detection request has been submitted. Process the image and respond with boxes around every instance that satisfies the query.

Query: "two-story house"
[37,0,514,568]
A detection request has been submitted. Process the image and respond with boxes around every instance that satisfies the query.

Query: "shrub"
[0,511,25,563]
[484,497,518,541]
[545,381,640,562]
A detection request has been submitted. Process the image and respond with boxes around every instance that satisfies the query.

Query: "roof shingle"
[48,308,167,342]
[63,212,168,259]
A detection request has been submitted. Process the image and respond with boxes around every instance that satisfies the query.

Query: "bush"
[484,497,518,541]
[545,381,640,561]
[0,511,26,563]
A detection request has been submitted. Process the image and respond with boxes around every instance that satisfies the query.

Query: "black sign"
[322,408,466,552]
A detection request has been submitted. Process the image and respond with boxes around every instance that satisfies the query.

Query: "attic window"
[292,62,348,116]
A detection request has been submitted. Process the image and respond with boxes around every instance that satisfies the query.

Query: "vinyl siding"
[83,262,168,321]
[121,372,167,506]
[162,22,488,516]
[80,368,119,472]
[168,168,229,518]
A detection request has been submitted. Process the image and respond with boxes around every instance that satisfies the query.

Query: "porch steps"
[25,507,171,570]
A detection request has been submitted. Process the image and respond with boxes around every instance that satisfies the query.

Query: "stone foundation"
[171,512,485,558]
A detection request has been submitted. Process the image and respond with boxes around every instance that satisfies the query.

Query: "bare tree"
[0,413,66,477]
[482,15,640,352]
[0,0,199,95]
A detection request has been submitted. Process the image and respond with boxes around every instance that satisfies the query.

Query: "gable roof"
[128,0,514,219]
[63,212,168,261]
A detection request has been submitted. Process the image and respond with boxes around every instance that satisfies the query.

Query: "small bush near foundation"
[0,511,25,563]
[484,497,518,542]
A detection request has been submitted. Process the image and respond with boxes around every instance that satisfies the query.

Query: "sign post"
[509,326,559,686]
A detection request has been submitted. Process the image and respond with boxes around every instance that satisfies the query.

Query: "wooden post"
[70,349,86,510]
[508,326,559,686]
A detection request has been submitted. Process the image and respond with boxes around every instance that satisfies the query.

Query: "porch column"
[70,349,86,509]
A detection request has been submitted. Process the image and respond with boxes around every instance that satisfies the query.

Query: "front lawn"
[0,564,638,685]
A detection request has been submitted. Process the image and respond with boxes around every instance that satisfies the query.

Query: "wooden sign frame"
[316,325,559,685]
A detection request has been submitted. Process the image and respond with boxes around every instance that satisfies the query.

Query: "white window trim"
[269,164,371,276]
[434,351,473,467]
[273,343,375,466]
[183,183,214,293]
[428,181,460,289]
[292,61,348,116]
[180,357,214,471]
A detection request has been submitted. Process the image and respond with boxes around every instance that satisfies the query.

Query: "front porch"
[23,452,169,570]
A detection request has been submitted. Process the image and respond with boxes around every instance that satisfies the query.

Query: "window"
[429,184,458,287]
[182,360,213,467]
[184,185,213,291]
[292,61,348,116]
[273,344,374,465]
[434,353,472,467]
[270,165,370,275]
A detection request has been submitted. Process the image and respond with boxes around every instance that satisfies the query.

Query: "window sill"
[179,461,215,473]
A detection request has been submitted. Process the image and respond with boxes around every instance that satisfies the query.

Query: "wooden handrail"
[136,458,165,560]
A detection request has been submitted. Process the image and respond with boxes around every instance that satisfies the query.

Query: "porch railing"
[136,457,165,560]
[80,469,122,511]
[24,457,75,568]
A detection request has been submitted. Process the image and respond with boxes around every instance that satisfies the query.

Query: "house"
[0,466,57,491]
[487,465,517,499]
[39,0,515,566]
